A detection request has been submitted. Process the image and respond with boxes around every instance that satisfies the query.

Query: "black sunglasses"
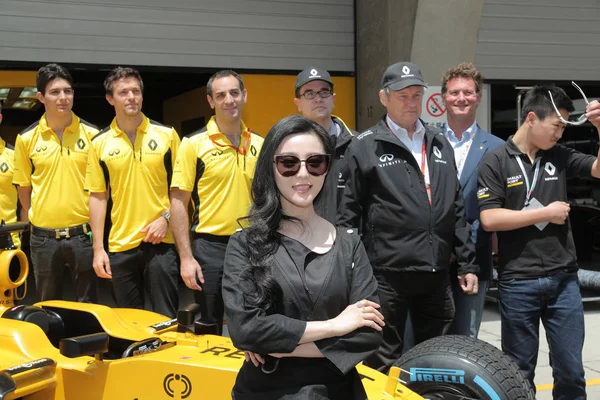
[273,154,331,177]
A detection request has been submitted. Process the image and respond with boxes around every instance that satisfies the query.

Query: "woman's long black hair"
[241,114,334,310]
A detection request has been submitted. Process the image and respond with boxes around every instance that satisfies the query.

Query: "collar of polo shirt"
[206,116,250,142]
[110,113,150,137]
[39,112,80,135]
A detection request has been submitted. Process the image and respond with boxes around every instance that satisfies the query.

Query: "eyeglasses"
[273,154,331,177]
[299,89,333,100]
[549,81,589,126]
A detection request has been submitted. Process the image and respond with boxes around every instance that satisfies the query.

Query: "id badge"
[522,197,548,231]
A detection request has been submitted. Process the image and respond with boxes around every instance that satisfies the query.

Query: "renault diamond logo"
[108,149,120,156]
[77,139,86,149]
[250,145,257,156]
[0,163,8,173]
[379,154,394,162]
[148,139,158,151]
[433,146,442,159]
[545,162,556,176]
[402,66,410,75]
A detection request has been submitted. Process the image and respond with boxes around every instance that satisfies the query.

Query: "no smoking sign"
[426,93,446,117]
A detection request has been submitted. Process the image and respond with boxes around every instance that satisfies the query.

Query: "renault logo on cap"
[379,154,394,162]
[402,66,410,75]
[545,162,556,176]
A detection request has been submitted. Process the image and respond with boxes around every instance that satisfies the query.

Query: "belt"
[192,233,231,244]
[31,223,90,239]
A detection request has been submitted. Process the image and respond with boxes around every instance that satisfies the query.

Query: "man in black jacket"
[294,67,356,223]
[337,61,478,372]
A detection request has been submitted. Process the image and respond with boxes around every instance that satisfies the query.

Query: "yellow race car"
[0,223,534,400]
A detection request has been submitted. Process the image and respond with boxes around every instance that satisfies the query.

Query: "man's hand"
[180,257,204,291]
[545,201,570,225]
[458,273,478,294]
[586,100,600,131]
[140,217,169,244]
[92,248,112,279]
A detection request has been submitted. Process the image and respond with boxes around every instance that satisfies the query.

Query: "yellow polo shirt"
[0,138,20,247]
[13,113,98,228]
[85,114,180,252]
[171,117,263,236]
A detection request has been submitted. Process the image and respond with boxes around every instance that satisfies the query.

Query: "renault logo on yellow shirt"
[77,139,86,150]
[0,163,8,173]
[148,139,158,151]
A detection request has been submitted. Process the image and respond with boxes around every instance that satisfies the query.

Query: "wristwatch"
[161,211,171,223]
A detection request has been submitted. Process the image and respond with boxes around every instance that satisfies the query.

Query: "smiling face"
[443,76,481,123]
[207,75,247,121]
[274,132,328,213]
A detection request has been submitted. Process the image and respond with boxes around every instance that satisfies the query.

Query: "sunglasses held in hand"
[549,81,589,126]
[273,154,331,177]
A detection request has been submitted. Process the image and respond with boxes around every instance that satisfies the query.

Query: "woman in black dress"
[222,115,384,400]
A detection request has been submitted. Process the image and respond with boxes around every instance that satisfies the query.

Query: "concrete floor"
[479,301,600,399]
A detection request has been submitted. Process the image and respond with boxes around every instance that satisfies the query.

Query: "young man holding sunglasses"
[170,70,263,335]
[477,85,600,399]
[293,67,356,223]
[338,61,478,373]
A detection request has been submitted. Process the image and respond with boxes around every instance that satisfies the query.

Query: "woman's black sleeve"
[222,233,307,354]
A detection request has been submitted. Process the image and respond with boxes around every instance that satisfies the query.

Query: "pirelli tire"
[394,335,535,400]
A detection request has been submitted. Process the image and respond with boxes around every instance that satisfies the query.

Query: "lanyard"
[515,156,540,206]
[385,119,432,205]
[209,130,251,155]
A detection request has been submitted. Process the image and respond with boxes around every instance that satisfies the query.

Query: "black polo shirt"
[477,136,596,280]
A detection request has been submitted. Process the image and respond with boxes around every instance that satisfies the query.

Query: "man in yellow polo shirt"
[171,70,263,334]
[0,102,20,248]
[86,67,181,318]
[13,63,98,302]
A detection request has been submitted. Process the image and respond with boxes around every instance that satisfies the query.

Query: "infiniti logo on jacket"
[378,153,401,168]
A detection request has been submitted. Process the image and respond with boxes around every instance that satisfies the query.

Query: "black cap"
[295,67,334,90]
[381,62,426,91]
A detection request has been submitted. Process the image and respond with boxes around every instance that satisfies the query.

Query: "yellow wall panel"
[240,74,356,136]
[0,71,37,88]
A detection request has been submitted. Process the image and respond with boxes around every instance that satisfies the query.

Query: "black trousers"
[191,235,230,335]
[364,270,455,373]
[30,232,97,303]
[109,242,179,318]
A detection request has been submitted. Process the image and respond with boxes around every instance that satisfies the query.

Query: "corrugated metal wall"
[476,0,600,81]
[0,0,355,72]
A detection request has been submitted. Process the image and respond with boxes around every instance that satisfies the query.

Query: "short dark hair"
[104,67,144,95]
[520,85,574,125]
[206,70,244,97]
[294,81,334,99]
[441,62,483,95]
[36,63,73,95]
